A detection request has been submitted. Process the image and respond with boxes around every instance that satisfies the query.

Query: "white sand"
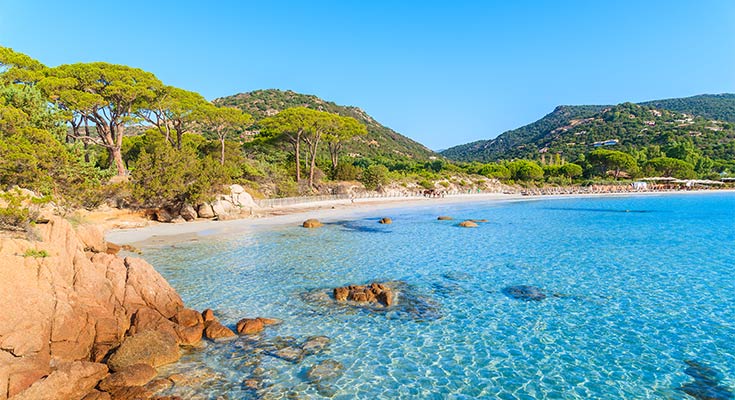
[105,189,732,247]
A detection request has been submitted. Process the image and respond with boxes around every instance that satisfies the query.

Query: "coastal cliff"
[0,217,191,399]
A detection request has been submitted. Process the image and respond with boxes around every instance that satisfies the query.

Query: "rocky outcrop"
[302,219,323,228]
[0,217,191,399]
[10,361,108,400]
[332,283,394,307]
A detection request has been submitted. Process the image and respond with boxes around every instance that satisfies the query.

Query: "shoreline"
[105,189,734,247]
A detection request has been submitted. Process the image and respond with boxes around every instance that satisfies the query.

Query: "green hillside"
[640,94,735,122]
[215,89,436,160]
[442,94,735,162]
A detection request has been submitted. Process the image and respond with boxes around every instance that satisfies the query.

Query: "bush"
[131,141,228,208]
[360,164,389,190]
[332,163,363,181]
[0,189,47,232]
[23,248,49,258]
[478,163,511,179]
[507,160,544,181]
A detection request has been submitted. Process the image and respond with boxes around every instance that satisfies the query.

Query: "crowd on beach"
[519,183,729,196]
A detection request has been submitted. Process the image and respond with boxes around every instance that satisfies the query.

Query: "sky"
[1,0,734,150]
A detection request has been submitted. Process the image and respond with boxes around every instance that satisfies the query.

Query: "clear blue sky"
[2,0,734,150]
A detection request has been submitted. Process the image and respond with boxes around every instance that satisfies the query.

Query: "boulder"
[105,242,122,255]
[11,361,108,400]
[332,283,394,307]
[179,204,197,221]
[98,363,157,392]
[333,287,349,301]
[378,217,392,224]
[437,216,453,220]
[203,320,236,341]
[229,185,258,209]
[201,309,215,322]
[302,219,323,228]
[197,204,215,219]
[211,199,237,219]
[105,385,152,400]
[107,330,181,372]
[458,220,478,228]
[236,318,264,335]
[154,208,175,223]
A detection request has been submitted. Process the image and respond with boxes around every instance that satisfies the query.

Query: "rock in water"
[677,360,734,400]
[303,219,323,228]
[332,282,394,307]
[306,359,344,383]
[458,220,478,228]
[378,217,392,224]
[437,216,453,220]
[301,336,331,355]
[502,285,547,301]
[236,318,264,335]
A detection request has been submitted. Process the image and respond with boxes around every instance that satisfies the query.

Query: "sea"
[143,192,735,399]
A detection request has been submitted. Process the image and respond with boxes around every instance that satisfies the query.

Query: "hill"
[215,89,436,160]
[441,94,735,162]
[639,93,735,123]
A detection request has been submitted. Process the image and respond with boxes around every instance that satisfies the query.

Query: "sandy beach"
[105,189,733,247]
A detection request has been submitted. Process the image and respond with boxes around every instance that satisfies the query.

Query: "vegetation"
[23,248,49,258]
[0,45,733,223]
[442,101,735,173]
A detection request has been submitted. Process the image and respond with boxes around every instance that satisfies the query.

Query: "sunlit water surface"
[144,193,735,399]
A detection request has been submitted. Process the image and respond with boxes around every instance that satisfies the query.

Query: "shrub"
[360,164,389,190]
[0,189,47,232]
[332,163,363,181]
[23,248,49,258]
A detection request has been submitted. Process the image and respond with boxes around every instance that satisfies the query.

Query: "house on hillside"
[592,139,619,147]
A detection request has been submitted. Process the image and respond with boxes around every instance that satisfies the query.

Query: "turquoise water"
[146,193,735,399]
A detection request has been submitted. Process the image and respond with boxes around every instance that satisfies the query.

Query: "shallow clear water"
[145,193,735,399]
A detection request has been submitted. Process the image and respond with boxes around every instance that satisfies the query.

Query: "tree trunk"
[308,137,320,188]
[111,146,126,176]
[329,142,341,171]
[293,139,301,182]
[220,137,226,165]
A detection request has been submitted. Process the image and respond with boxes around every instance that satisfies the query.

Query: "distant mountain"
[441,94,735,162]
[214,89,436,160]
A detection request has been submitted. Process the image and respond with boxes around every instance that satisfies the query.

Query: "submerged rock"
[502,285,547,301]
[677,360,734,400]
[301,336,331,355]
[378,217,392,224]
[437,216,453,220]
[306,359,344,383]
